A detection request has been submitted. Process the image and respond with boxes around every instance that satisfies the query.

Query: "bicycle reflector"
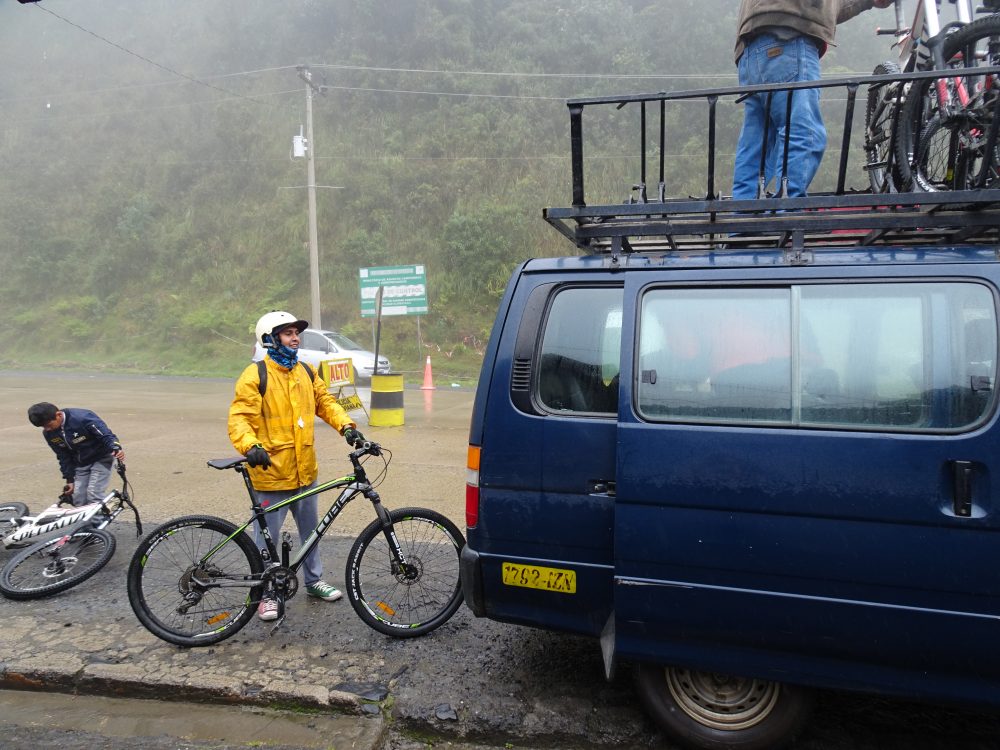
[466,445,481,528]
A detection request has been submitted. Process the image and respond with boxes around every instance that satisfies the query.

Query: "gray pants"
[72,458,114,506]
[253,481,323,586]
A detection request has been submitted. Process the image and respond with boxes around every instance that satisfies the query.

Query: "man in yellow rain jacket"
[229,310,364,621]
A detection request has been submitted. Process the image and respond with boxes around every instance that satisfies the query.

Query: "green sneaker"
[305,580,343,602]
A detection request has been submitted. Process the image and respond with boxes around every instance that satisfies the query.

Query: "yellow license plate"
[501,562,576,594]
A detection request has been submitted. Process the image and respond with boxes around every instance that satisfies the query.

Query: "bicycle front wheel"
[127,515,263,647]
[0,527,115,600]
[346,507,465,638]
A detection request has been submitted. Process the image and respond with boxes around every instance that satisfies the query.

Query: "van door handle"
[590,480,616,496]
[951,460,973,518]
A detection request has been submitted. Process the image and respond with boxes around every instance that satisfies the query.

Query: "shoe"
[257,598,279,621]
[305,580,343,602]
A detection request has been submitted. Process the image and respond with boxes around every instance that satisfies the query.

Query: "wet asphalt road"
[0,371,999,749]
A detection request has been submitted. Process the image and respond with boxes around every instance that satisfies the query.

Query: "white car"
[253,328,390,383]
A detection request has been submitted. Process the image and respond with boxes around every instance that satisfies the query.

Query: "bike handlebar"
[350,441,382,460]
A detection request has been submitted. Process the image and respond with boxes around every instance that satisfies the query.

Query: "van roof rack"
[543,69,1000,254]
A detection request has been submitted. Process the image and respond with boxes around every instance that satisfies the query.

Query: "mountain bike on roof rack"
[865,0,1000,192]
[126,440,465,647]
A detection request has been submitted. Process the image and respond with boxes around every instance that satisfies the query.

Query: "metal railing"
[546,67,1000,253]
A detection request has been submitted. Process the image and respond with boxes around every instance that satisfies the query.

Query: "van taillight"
[466,445,481,528]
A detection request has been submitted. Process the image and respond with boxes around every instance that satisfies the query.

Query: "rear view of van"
[461,81,1000,750]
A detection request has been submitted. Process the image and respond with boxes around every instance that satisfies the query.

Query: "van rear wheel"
[634,663,812,750]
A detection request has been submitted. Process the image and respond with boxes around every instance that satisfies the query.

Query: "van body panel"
[612,262,1000,700]
[465,266,622,635]
[465,252,1000,705]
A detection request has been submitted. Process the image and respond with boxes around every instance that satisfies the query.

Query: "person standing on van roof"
[27,402,125,507]
[732,0,893,200]
[229,310,366,622]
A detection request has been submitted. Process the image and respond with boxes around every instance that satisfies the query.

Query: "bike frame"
[887,0,976,106]
[2,470,133,549]
[202,448,402,589]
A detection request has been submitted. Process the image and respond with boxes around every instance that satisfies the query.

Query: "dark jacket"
[43,408,121,481]
[735,0,880,62]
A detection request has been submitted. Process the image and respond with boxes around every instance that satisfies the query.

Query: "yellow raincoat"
[228,358,356,491]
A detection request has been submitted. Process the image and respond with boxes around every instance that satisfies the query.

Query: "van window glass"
[637,282,996,431]
[638,288,792,422]
[538,287,622,414]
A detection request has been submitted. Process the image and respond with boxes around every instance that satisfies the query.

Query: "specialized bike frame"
[1,463,138,549]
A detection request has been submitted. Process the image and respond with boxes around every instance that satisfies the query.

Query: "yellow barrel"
[369,373,404,426]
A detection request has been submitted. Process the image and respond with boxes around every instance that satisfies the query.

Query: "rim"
[665,668,780,731]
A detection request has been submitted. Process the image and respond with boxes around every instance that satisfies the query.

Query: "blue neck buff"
[267,344,299,370]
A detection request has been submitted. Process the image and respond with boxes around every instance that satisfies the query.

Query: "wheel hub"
[42,557,75,578]
[392,555,422,585]
[665,668,780,731]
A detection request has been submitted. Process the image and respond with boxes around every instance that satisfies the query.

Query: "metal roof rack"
[544,68,1000,254]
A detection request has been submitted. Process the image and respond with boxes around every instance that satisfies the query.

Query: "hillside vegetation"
[0,0,887,380]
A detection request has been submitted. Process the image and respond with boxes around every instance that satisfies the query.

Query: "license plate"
[501,562,576,594]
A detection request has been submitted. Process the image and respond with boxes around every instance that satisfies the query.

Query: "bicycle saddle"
[207,457,245,470]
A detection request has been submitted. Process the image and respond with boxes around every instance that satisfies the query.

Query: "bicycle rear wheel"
[0,527,115,600]
[0,502,29,524]
[127,515,263,647]
[865,61,903,193]
[346,507,465,637]
[0,502,29,539]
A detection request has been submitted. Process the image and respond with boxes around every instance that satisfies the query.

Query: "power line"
[32,4,261,104]
[312,63,737,80]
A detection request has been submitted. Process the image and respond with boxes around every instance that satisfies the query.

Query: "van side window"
[537,287,622,415]
[637,282,996,431]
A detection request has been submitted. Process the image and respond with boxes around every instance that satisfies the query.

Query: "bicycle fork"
[374,502,418,582]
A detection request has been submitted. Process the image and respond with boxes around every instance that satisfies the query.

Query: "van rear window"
[636,282,997,431]
[537,287,622,414]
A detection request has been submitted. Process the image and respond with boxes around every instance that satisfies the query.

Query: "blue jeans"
[732,33,826,200]
[254,481,323,587]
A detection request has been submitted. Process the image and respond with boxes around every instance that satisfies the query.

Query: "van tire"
[634,663,813,750]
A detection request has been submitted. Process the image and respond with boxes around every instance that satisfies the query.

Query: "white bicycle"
[0,461,140,599]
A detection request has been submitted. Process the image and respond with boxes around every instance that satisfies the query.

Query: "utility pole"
[298,65,323,329]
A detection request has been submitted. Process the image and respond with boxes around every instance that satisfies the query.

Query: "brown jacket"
[735,0,879,62]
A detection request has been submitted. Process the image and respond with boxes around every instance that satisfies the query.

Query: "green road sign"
[359,264,428,317]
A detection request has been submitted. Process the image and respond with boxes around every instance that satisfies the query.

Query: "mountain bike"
[865,0,1000,192]
[0,462,140,600]
[126,441,465,647]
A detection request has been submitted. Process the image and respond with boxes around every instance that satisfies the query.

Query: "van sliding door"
[614,276,1000,694]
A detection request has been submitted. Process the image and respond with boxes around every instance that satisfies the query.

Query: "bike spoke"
[131,520,260,643]
[350,511,463,634]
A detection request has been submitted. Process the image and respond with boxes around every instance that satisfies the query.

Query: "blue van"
[461,78,1000,749]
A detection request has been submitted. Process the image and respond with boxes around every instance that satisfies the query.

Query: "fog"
[0,0,890,377]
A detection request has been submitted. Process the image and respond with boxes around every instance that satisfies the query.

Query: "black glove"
[343,427,365,447]
[245,445,272,469]
[59,485,74,505]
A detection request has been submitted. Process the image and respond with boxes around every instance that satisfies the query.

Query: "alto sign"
[358,265,428,318]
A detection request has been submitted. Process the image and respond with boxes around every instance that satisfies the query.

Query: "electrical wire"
[31,4,263,104]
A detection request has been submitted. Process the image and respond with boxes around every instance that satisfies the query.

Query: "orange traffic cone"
[420,355,436,390]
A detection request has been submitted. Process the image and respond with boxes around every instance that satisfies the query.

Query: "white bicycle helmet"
[255,310,308,349]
